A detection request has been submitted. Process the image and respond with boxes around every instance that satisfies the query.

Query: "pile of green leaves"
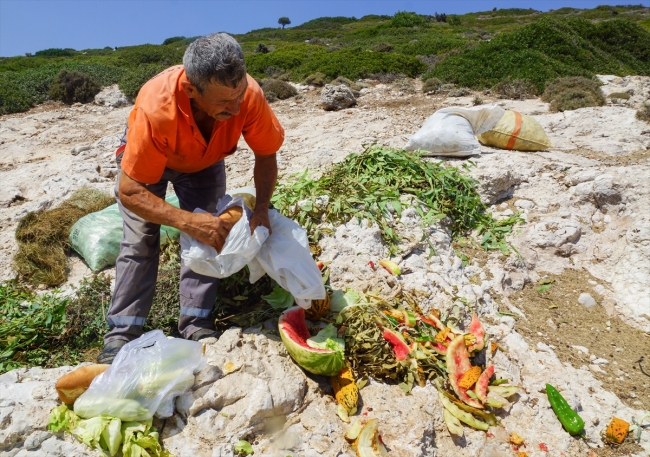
[49,405,172,457]
[272,145,521,255]
[0,274,112,373]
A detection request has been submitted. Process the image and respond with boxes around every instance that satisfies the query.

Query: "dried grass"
[13,187,114,286]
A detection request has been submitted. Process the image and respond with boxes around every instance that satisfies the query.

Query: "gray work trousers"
[104,154,226,344]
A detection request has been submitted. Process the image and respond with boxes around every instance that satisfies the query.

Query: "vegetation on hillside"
[0,5,649,115]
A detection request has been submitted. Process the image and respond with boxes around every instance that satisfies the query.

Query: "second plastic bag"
[74,330,203,421]
[251,209,326,308]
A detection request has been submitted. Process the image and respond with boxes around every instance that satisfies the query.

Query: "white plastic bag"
[180,195,269,278]
[254,209,326,308]
[405,105,505,157]
[74,330,203,420]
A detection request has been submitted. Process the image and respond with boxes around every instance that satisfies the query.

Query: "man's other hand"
[187,212,234,250]
[249,207,272,235]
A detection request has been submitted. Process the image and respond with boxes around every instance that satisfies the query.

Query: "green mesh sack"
[70,194,181,271]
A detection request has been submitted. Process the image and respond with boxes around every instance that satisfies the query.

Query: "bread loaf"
[216,206,243,252]
[55,364,110,404]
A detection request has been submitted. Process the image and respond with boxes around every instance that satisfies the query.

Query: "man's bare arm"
[118,170,232,249]
[249,153,278,233]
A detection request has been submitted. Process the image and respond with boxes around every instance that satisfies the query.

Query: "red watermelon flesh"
[382,328,410,361]
[475,365,494,403]
[278,307,345,376]
[447,335,484,409]
[279,307,332,353]
[468,313,485,352]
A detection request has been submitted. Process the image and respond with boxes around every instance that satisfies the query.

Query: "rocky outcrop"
[320,84,356,111]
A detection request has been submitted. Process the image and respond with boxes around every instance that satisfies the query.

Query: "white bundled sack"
[405,105,505,157]
[74,330,203,420]
[180,195,269,278]
[249,209,326,308]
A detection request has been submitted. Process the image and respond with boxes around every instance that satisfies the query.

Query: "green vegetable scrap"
[272,146,522,256]
[234,439,254,455]
[48,405,172,457]
[546,383,585,436]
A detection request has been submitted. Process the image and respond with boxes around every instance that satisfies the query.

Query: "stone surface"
[94,84,130,107]
[320,84,356,111]
[578,292,597,307]
[1,75,650,457]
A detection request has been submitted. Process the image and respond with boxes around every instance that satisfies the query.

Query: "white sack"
[405,105,505,157]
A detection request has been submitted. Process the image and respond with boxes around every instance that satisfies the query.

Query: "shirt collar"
[176,68,192,120]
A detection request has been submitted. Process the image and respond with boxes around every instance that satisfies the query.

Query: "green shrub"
[473,95,484,105]
[425,17,650,93]
[636,101,650,122]
[118,64,166,99]
[607,92,631,99]
[298,47,427,80]
[541,76,605,112]
[49,69,101,104]
[331,76,352,87]
[261,79,297,99]
[35,48,77,57]
[117,44,184,68]
[0,78,32,114]
[492,77,537,99]
[392,11,426,28]
[422,77,442,93]
[304,72,327,86]
[373,42,393,52]
[162,36,186,45]
[447,15,462,26]
[256,43,270,53]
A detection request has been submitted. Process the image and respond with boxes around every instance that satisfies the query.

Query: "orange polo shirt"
[121,66,284,184]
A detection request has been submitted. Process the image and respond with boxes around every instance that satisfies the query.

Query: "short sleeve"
[241,78,285,155]
[121,108,169,184]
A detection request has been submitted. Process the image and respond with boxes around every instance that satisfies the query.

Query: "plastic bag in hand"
[254,209,326,308]
[74,330,203,421]
[180,195,269,278]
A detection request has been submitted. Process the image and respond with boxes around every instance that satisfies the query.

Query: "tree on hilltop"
[278,17,291,29]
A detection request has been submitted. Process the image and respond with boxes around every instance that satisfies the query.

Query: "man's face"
[185,77,248,121]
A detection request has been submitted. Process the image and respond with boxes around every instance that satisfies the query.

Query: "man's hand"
[185,211,233,250]
[249,206,271,235]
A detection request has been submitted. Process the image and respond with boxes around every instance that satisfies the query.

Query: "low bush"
[636,102,650,122]
[256,43,270,53]
[261,79,297,99]
[473,95,484,105]
[331,75,352,87]
[492,77,537,99]
[49,69,101,104]
[541,76,606,112]
[35,48,77,57]
[118,63,166,99]
[447,15,462,26]
[448,87,471,97]
[392,11,426,28]
[422,77,442,93]
[373,42,393,52]
[424,17,650,93]
[304,72,327,86]
[607,92,631,99]
[162,36,186,45]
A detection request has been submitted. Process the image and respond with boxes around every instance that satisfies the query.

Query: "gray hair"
[183,33,247,93]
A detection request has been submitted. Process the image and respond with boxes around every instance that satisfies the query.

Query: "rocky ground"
[1,76,649,457]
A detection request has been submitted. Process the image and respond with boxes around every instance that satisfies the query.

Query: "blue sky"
[1,0,648,57]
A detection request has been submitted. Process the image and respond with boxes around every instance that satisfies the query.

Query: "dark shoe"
[97,339,127,364]
[188,328,223,341]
